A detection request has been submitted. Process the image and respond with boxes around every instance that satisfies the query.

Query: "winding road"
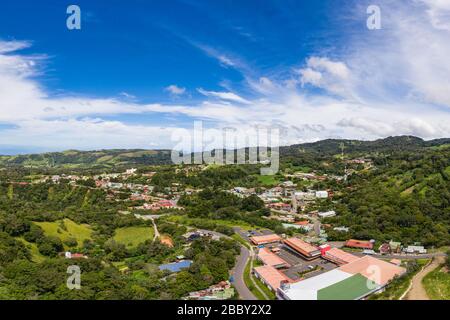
[231,246,257,300]
[183,228,257,300]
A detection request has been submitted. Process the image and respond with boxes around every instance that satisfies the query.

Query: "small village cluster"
[25,158,433,300]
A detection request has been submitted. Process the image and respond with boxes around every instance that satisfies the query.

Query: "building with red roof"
[345,239,374,250]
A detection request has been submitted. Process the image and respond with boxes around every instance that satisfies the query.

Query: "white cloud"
[0,40,31,54]
[165,84,186,95]
[197,88,251,104]
[298,57,355,100]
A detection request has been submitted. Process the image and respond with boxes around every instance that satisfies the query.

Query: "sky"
[0,0,450,154]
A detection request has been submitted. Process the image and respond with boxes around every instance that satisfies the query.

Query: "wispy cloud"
[165,84,186,95]
[1,0,450,152]
[197,88,251,104]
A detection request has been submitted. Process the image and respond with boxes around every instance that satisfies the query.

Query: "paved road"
[195,229,257,300]
[231,246,257,300]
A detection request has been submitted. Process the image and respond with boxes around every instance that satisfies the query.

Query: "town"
[2,139,448,301]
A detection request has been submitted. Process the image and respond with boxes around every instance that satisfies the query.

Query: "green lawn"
[113,226,154,247]
[256,175,280,186]
[423,265,450,300]
[243,258,266,300]
[34,218,92,248]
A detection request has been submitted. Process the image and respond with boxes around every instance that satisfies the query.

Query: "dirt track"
[405,256,445,300]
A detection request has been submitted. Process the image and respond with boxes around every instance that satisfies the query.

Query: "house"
[333,226,349,232]
[345,239,374,250]
[318,211,336,218]
[315,191,328,198]
[267,202,291,211]
[125,168,137,175]
[389,241,402,253]
[379,243,391,255]
[404,245,427,254]
[186,281,234,300]
[64,251,87,259]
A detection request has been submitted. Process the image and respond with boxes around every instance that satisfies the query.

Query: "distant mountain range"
[1,136,449,168]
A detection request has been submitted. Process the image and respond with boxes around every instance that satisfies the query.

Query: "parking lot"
[234,227,273,242]
[275,245,337,281]
[235,228,339,282]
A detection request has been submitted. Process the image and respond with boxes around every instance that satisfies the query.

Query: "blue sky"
[0,0,450,153]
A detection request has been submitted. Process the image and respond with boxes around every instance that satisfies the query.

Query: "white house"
[315,191,329,198]
[318,211,336,218]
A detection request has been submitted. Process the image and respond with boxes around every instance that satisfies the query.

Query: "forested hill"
[0,149,173,169]
[282,136,450,156]
[1,136,449,168]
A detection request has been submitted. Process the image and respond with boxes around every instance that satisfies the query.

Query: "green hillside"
[0,149,172,168]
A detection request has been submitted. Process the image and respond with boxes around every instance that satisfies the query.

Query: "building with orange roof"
[283,238,321,260]
[249,234,281,245]
[345,239,374,250]
[339,255,406,286]
[253,265,290,292]
[277,255,406,300]
[257,248,290,268]
[322,248,359,265]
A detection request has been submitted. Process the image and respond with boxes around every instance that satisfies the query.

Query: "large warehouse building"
[283,237,321,260]
[277,256,406,300]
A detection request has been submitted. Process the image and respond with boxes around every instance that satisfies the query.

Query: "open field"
[423,264,450,300]
[34,218,93,247]
[256,175,280,186]
[113,226,154,247]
